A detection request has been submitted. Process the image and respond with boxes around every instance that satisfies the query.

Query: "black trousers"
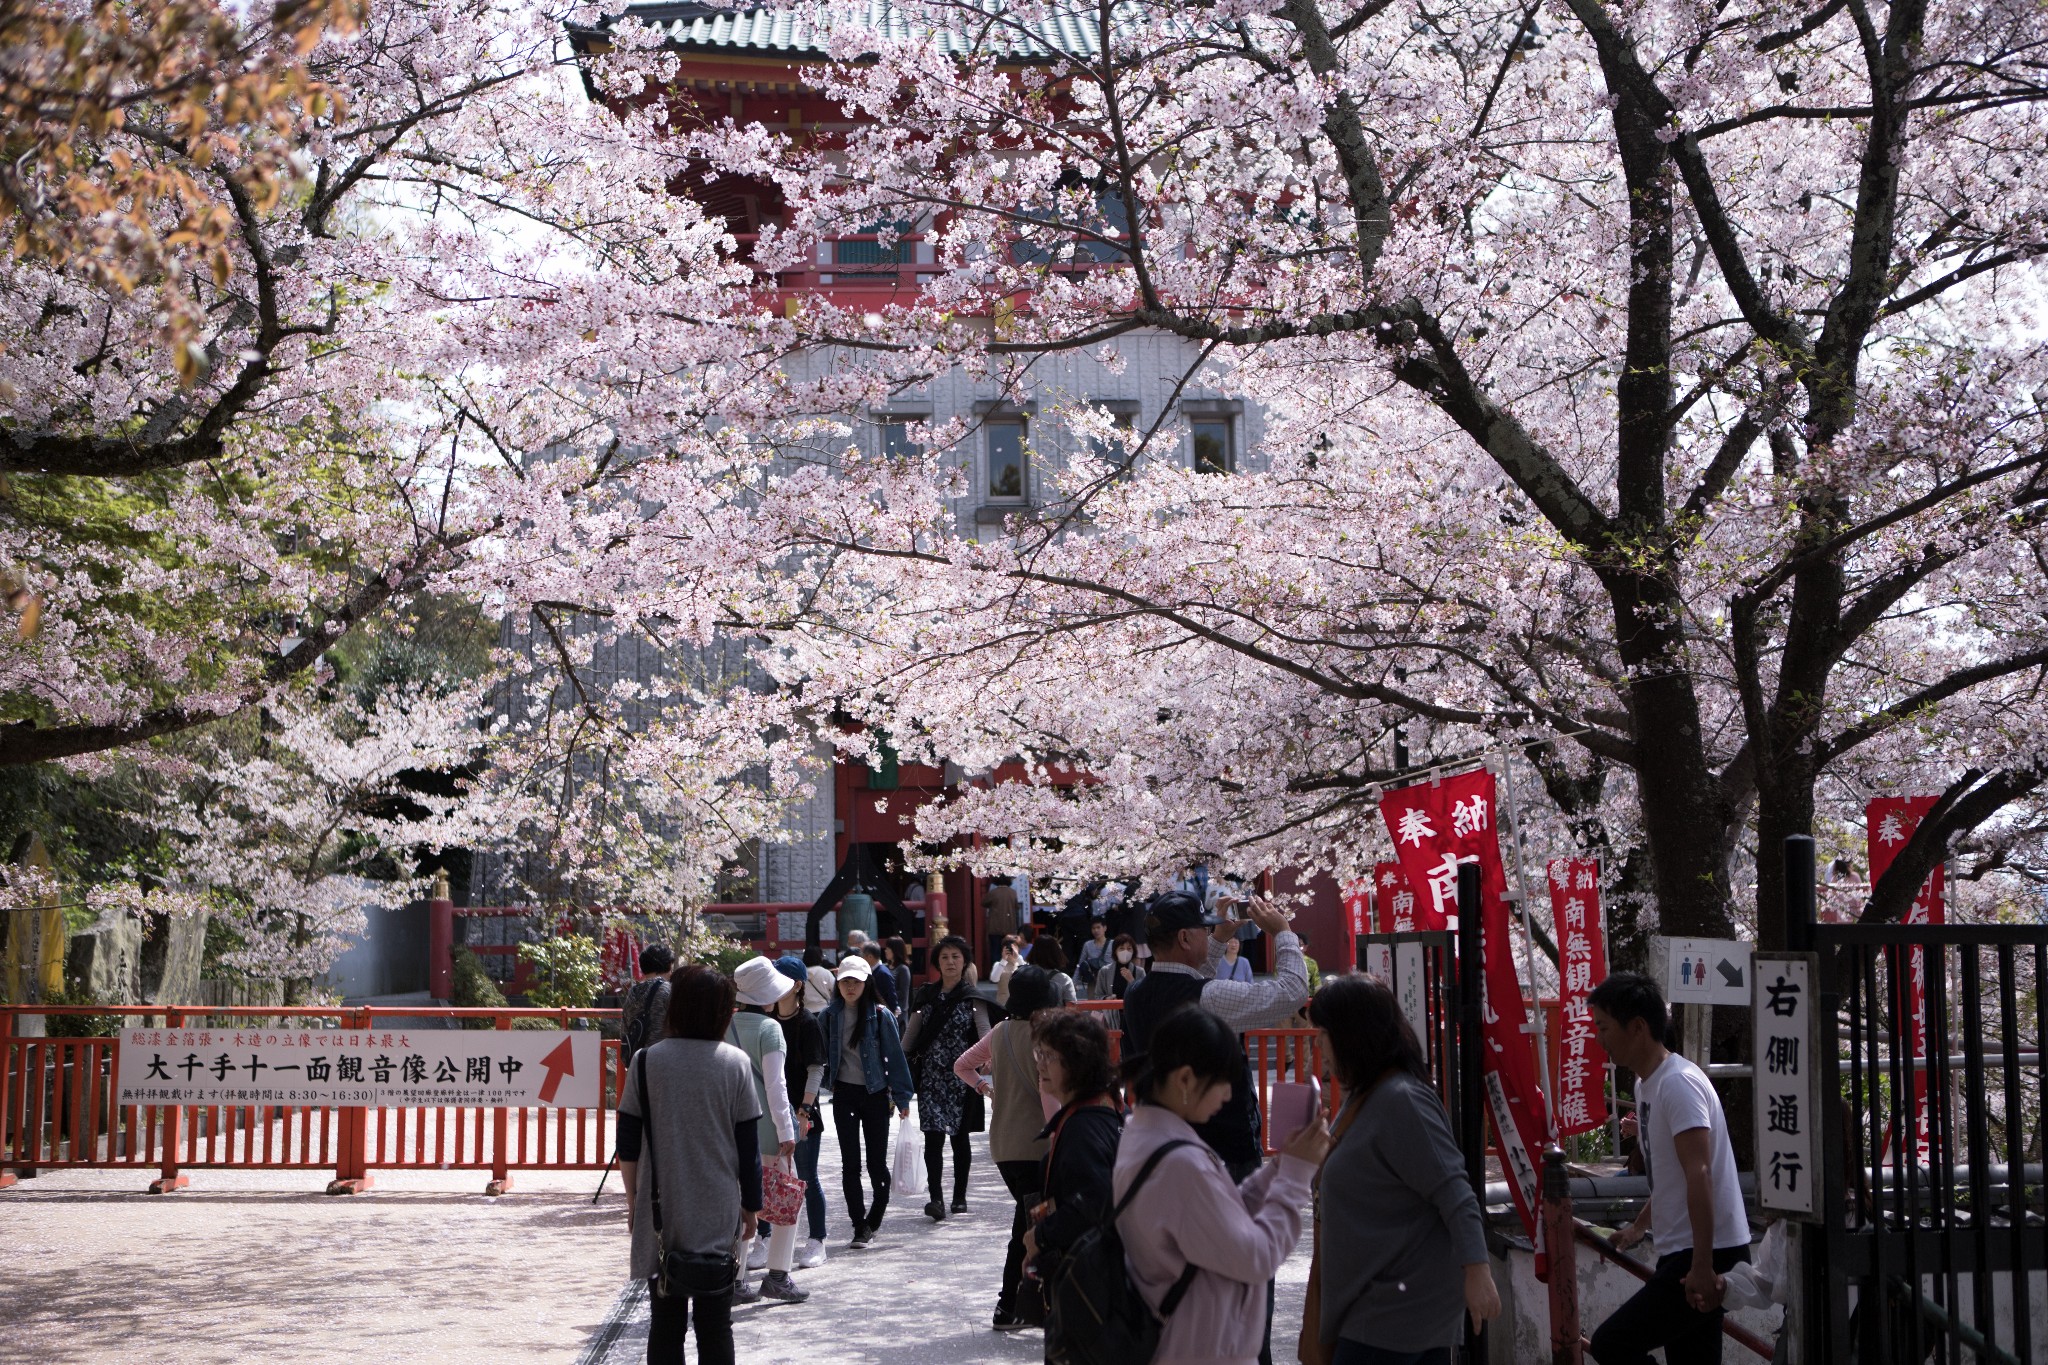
[995,1157,1040,1314]
[832,1081,894,1230]
[1590,1245,1753,1365]
[1331,1345,1449,1365]
[924,1128,972,1204]
[647,1285,732,1365]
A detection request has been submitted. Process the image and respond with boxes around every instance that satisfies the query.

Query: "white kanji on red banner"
[1380,770,1556,1271]
[1866,796,1944,1164]
[1548,857,1610,1137]
[1372,860,1429,933]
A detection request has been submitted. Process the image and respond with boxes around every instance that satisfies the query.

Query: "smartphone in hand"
[1268,1077,1322,1148]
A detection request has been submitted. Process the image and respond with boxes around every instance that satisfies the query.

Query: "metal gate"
[1791,844,2048,1363]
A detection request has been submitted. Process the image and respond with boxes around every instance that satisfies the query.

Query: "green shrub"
[450,945,507,1029]
[686,938,754,978]
[517,934,602,1011]
[44,983,122,1038]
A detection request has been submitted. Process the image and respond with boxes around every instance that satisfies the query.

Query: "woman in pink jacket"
[1114,1006,1331,1365]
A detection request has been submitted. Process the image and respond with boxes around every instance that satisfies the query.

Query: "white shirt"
[1636,1051,1749,1253]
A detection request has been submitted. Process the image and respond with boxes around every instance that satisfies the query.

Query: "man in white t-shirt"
[1587,972,1752,1365]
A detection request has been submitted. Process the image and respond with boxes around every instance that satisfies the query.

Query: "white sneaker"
[746,1239,769,1271]
[797,1238,827,1269]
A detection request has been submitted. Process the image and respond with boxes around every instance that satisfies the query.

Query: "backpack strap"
[635,1051,667,1242]
[1113,1138,1201,1319]
[1110,1138,1194,1219]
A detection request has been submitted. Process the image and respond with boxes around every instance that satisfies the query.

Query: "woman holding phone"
[1113,1006,1328,1365]
[1305,975,1499,1364]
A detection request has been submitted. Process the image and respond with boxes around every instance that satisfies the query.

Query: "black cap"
[1145,891,1222,937]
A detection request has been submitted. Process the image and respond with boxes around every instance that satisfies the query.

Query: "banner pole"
[1456,861,1489,1365]
[1496,751,1556,1112]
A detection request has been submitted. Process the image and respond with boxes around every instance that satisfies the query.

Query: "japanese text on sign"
[116,1028,601,1109]
[1867,795,1944,1165]
[1752,953,1821,1220]
[1380,769,1555,1269]
[1548,857,1610,1137]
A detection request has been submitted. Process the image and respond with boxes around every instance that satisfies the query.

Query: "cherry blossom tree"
[0,0,820,961]
[0,0,764,767]
[0,0,365,365]
[157,681,501,1000]
[569,0,2048,954]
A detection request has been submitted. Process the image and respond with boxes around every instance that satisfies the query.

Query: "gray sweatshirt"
[1317,1070,1489,1353]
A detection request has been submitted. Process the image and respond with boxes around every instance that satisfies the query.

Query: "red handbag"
[761,1161,807,1227]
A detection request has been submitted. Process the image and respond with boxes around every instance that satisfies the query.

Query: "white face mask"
[1115,949,1133,964]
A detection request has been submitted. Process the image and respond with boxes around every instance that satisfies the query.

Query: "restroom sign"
[1664,936,1753,1006]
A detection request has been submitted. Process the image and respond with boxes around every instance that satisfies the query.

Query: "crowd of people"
[617,892,1749,1365]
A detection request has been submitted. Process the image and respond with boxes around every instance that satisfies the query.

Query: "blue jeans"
[795,1115,826,1240]
[1331,1345,1449,1365]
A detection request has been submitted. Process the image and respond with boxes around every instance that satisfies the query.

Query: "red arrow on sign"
[538,1037,576,1105]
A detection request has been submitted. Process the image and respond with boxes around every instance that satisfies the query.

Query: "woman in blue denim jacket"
[821,955,914,1247]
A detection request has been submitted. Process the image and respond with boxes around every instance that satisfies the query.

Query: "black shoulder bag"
[635,1051,740,1299]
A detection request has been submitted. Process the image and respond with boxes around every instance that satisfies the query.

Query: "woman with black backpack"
[901,934,993,1220]
[1113,1006,1329,1365]
[617,964,762,1365]
[1021,1006,1124,1331]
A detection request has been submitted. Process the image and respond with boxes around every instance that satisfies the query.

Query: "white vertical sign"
[1753,952,1821,1221]
[1393,941,1429,1046]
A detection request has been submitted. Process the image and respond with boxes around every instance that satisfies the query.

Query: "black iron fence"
[1791,840,2048,1363]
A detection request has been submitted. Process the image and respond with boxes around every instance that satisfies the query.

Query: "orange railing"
[1070,1000,1331,1155]
[5,1001,1333,1194]
[1,1005,620,1195]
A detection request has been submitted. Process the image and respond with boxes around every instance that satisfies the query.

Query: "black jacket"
[1034,1099,1124,1257]
[779,1007,826,1111]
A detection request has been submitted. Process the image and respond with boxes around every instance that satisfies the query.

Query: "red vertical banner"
[1866,796,1944,1163]
[1548,858,1610,1136]
[601,924,643,992]
[1339,878,1370,972]
[1373,860,1430,931]
[1380,770,1555,1262]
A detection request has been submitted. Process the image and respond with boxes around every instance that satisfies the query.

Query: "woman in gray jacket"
[1306,975,1500,1364]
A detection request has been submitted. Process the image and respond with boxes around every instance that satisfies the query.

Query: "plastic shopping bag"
[891,1102,926,1198]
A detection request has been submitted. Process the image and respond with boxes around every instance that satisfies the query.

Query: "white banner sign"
[1393,941,1429,1047]
[1753,953,1821,1221]
[116,1026,602,1109]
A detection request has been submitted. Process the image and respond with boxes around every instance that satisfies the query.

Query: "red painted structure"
[2,1003,1322,1194]
[0,1005,617,1195]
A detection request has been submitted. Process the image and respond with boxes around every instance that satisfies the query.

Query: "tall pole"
[1498,751,1556,1112]
[1457,860,1489,1365]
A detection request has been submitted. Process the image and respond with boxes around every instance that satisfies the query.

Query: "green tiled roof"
[610,2,1106,61]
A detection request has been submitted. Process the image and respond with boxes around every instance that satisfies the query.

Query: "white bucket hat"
[733,955,796,1008]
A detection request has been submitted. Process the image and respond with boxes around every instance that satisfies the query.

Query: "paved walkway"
[1,1124,1309,1364]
